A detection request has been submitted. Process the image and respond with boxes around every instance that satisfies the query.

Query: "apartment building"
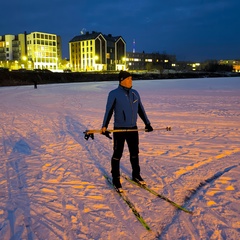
[0,33,28,69]
[27,32,62,71]
[126,52,176,71]
[0,31,62,71]
[69,31,126,72]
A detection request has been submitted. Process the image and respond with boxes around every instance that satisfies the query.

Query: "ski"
[122,174,193,214]
[104,174,151,231]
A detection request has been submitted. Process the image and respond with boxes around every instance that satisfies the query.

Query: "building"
[0,33,28,69]
[69,31,126,72]
[219,59,240,72]
[27,31,62,71]
[233,64,240,72]
[0,34,26,61]
[0,31,62,71]
[126,52,176,72]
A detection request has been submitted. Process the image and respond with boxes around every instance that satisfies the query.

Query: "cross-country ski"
[104,175,151,231]
[122,174,193,214]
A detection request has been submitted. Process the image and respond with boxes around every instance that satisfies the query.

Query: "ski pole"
[83,126,171,140]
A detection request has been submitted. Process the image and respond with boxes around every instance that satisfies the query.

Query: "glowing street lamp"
[22,56,27,61]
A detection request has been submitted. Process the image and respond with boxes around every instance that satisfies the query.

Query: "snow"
[0,77,240,240]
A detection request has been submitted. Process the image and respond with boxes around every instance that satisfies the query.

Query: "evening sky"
[1,0,239,61]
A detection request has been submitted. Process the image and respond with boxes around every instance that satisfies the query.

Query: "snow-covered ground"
[0,77,240,240]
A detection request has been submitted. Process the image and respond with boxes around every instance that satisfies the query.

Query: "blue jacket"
[102,85,150,128]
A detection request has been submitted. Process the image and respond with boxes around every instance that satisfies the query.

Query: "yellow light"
[22,56,27,61]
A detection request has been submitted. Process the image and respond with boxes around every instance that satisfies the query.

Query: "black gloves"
[101,127,112,139]
[102,131,112,139]
[145,124,153,132]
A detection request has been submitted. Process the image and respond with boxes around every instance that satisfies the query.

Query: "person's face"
[120,76,132,89]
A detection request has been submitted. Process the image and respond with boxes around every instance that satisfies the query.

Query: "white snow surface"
[0,77,240,240]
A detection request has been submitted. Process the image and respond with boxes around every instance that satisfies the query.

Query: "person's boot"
[111,158,123,192]
[112,177,123,192]
[130,155,146,185]
[132,174,146,185]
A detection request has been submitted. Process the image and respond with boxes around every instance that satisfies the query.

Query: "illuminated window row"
[81,41,93,46]
[33,33,56,40]
[27,40,56,46]
[33,58,57,62]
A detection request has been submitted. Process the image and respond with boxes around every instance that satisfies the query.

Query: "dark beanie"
[118,70,131,81]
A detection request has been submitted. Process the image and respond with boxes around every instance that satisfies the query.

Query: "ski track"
[0,79,240,239]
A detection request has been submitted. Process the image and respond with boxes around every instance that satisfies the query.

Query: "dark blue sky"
[1,0,240,61]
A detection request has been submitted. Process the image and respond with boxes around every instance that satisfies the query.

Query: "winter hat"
[118,70,131,81]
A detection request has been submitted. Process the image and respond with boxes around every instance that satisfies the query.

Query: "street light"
[95,55,99,61]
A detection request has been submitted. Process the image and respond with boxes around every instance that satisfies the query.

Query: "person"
[101,70,153,191]
[33,80,37,89]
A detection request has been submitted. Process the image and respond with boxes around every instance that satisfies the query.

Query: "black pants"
[111,127,140,179]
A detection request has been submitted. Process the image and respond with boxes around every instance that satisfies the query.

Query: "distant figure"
[101,70,153,192]
[33,80,37,89]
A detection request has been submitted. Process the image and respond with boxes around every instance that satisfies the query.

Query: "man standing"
[101,70,153,191]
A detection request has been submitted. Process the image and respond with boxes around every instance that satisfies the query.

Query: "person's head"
[118,70,132,89]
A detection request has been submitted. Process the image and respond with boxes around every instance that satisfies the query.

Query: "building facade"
[0,34,26,61]
[0,31,62,71]
[126,52,176,72]
[27,32,62,71]
[219,60,240,72]
[0,33,28,69]
[69,31,126,72]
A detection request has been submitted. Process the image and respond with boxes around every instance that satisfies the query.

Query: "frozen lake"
[0,77,240,239]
